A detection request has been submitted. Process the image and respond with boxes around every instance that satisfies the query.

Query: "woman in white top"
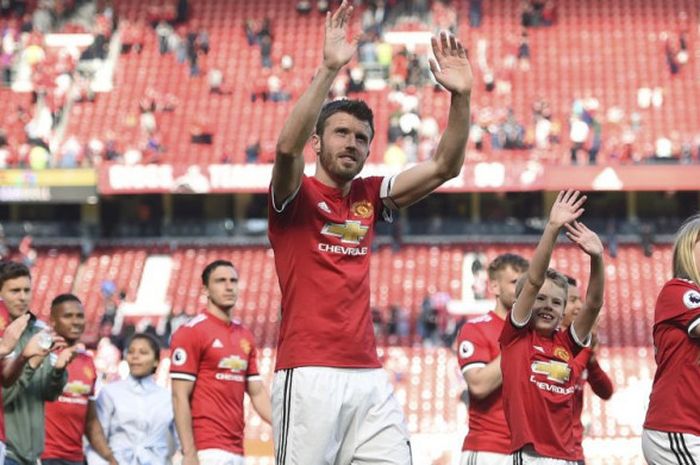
[95,333,178,465]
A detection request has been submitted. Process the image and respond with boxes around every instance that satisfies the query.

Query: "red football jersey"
[455,311,510,453]
[499,311,586,460]
[0,301,9,442]
[571,349,614,460]
[644,278,700,435]
[42,352,97,461]
[169,312,260,455]
[268,175,391,370]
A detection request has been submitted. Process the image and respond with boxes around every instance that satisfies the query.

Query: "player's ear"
[311,133,321,155]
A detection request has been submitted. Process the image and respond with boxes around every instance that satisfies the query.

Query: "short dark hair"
[51,293,82,309]
[201,260,236,286]
[315,99,374,140]
[0,261,31,290]
[564,274,577,287]
[488,253,529,280]
[127,332,161,369]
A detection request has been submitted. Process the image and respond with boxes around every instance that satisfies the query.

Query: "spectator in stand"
[196,29,209,55]
[517,30,530,70]
[244,19,257,46]
[260,34,272,69]
[469,0,483,27]
[245,140,260,163]
[208,68,223,94]
[542,0,557,26]
[155,21,173,55]
[569,114,589,164]
[296,1,312,15]
[186,31,199,76]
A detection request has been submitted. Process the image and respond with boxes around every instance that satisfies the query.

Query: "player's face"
[531,279,566,335]
[51,301,85,343]
[204,265,239,310]
[491,266,523,310]
[315,112,372,183]
[126,338,158,378]
[562,285,582,328]
[0,276,31,319]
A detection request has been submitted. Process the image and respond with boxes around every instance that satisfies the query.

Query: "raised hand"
[565,221,604,257]
[323,0,357,71]
[549,189,586,228]
[54,343,83,370]
[0,314,30,356]
[429,31,473,95]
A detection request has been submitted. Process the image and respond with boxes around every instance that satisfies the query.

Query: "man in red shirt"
[456,253,528,465]
[561,276,613,465]
[42,294,117,465]
[268,1,472,463]
[170,260,272,465]
[500,191,605,464]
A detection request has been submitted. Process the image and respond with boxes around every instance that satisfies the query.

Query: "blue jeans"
[41,459,83,465]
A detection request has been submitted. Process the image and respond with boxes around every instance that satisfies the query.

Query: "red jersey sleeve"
[499,308,530,349]
[364,176,394,224]
[170,325,202,382]
[587,359,614,400]
[456,323,490,372]
[245,333,260,380]
[655,279,700,335]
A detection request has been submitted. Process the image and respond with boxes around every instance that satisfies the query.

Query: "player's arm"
[172,379,199,465]
[85,400,119,465]
[272,1,357,208]
[0,314,30,357]
[463,354,502,400]
[246,379,272,424]
[2,330,52,387]
[586,359,614,400]
[384,32,472,209]
[514,190,587,324]
[566,221,604,342]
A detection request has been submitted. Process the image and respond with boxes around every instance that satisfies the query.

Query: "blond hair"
[672,214,700,286]
[515,267,569,302]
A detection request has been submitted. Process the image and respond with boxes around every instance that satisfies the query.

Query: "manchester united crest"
[240,339,251,355]
[351,200,373,219]
[553,346,570,362]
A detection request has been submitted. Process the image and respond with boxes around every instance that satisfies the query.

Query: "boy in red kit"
[561,276,613,465]
[500,190,605,464]
[42,294,116,465]
[456,253,529,465]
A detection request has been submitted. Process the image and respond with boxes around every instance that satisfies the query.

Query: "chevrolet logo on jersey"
[321,220,369,244]
[531,360,571,384]
[218,356,248,372]
[63,380,92,395]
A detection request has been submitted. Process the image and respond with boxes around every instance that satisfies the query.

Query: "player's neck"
[493,304,508,320]
[314,167,352,196]
[207,304,233,323]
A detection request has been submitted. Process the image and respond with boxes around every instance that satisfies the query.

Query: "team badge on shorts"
[351,200,374,219]
[683,290,700,309]
[553,346,570,362]
[172,348,188,366]
[84,366,95,379]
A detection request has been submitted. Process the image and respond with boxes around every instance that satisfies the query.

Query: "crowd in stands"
[1,0,699,169]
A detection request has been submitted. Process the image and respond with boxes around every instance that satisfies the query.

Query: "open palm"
[566,221,604,257]
[323,0,357,71]
[549,189,586,227]
[430,32,473,95]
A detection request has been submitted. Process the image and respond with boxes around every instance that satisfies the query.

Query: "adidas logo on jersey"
[317,201,332,213]
[212,339,224,348]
